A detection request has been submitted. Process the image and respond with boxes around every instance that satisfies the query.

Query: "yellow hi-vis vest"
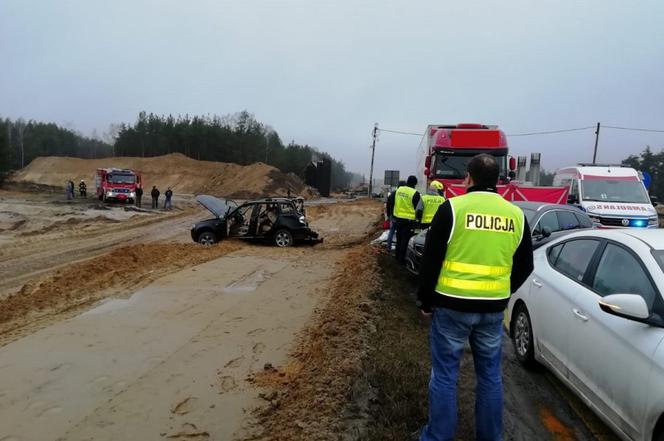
[393,186,417,220]
[435,191,524,300]
[421,194,446,224]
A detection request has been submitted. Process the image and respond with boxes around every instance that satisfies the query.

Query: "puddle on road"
[222,270,268,294]
[80,292,145,316]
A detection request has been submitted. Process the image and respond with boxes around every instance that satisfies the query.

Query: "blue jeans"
[386,217,396,251]
[420,308,504,441]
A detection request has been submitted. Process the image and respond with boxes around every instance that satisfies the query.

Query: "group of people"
[64,180,174,211]
[65,180,87,200]
[387,155,534,441]
[148,186,173,210]
[385,175,446,262]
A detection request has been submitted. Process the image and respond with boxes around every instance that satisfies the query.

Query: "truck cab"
[420,123,514,190]
[553,164,658,228]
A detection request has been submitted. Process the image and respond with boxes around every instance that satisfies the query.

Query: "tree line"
[0,118,111,175]
[622,146,664,202]
[0,111,357,189]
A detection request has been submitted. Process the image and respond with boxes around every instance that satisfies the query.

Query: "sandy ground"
[0,191,382,440]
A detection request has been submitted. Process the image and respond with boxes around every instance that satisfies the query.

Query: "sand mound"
[10,153,318,199]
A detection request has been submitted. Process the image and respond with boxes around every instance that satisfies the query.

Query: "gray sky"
[2,0,664,177]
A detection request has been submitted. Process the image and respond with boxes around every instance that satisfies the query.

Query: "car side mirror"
[541,227,552,238]
[599,294,650,322]
[650,195,659,207]
[567,194,578,204]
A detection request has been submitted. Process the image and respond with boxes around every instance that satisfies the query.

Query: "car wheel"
[198,231,216,246]
[273,229,293,247]
[512,303,536,367]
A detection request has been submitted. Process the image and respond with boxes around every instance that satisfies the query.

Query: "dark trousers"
[152,197,158,209]
[395,220,414,263]
[136,195,142,207]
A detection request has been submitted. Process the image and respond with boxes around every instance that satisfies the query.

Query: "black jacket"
[151,188,160,198]
[165,190,173,199]
[417,186,534,313]
[136,187,143,197]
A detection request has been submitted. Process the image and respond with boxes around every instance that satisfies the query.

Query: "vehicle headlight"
[299,215,306,224]
[649,216,658,226]
[129,191,136,197]
[192,224,197,229]
[106,191,113,197]
[587,213,601,223]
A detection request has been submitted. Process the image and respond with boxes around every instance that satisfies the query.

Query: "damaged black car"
[191,195,321,247]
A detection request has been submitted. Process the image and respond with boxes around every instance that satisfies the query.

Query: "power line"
[603,125,664,133]
[377,128,423,137]
[508,126,595,137]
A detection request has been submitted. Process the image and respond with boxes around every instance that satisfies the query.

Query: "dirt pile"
[0,241,242,343]
[246,243,381,441]
[9,153,317,199]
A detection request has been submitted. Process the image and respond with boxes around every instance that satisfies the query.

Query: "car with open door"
[191,195,321,247]
[506,229,664,441]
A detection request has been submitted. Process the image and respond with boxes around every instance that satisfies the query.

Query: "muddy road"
[0,191,204,297]
[0,191,620,440]
[0,193,383,440]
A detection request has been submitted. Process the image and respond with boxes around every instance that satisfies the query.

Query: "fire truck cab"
[95,168,142,203]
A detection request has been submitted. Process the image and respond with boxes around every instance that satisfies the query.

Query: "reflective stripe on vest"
[421,194,445,224]
[393,186,417,220]
[435,191,524,300]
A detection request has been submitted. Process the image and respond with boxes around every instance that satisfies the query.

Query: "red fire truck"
[95,168,142,203]
[418,123,568,203]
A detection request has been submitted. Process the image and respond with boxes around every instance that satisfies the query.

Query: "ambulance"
[553,164,658,228]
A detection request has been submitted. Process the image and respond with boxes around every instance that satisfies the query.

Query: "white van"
[553,164,658,228]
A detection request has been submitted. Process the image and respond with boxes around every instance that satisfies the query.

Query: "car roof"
[557,229,664,250]
[512,201,578,213]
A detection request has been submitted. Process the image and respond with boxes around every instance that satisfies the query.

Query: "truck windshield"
[107,174,136,184]
[433,154,506,180]
[581,180,649,204]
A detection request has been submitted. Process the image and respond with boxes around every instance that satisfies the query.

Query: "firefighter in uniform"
[391,175,422,263]
[417,154,534,441]
[420,180,446,226]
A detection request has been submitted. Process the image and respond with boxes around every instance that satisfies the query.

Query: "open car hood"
[196,195,237,219]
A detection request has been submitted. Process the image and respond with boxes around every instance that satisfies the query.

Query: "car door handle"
[532,279,543,288]
[572,308,589,322]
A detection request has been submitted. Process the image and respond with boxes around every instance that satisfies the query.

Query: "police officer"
[391,175,422,264]
[416,154,534,441]
[419,180,446,226]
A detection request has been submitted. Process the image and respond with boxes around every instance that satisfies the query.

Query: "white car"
[506,229,664,441]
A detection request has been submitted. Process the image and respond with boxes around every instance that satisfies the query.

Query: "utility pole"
[592,122,601,164]
[368,123,378,197]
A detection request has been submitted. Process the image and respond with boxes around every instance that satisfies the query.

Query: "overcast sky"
[2,0,664,177]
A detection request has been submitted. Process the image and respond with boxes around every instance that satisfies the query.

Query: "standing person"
[135,186,143,208]
[79,180,87,198]
[164,187,173,210]
[417,154,534,441]
[68,180,75,199]
[419,180,446,226]
[384,180,405,253]
[392,175,422,263]
[151,186,160,209]
[65,181,73,200]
